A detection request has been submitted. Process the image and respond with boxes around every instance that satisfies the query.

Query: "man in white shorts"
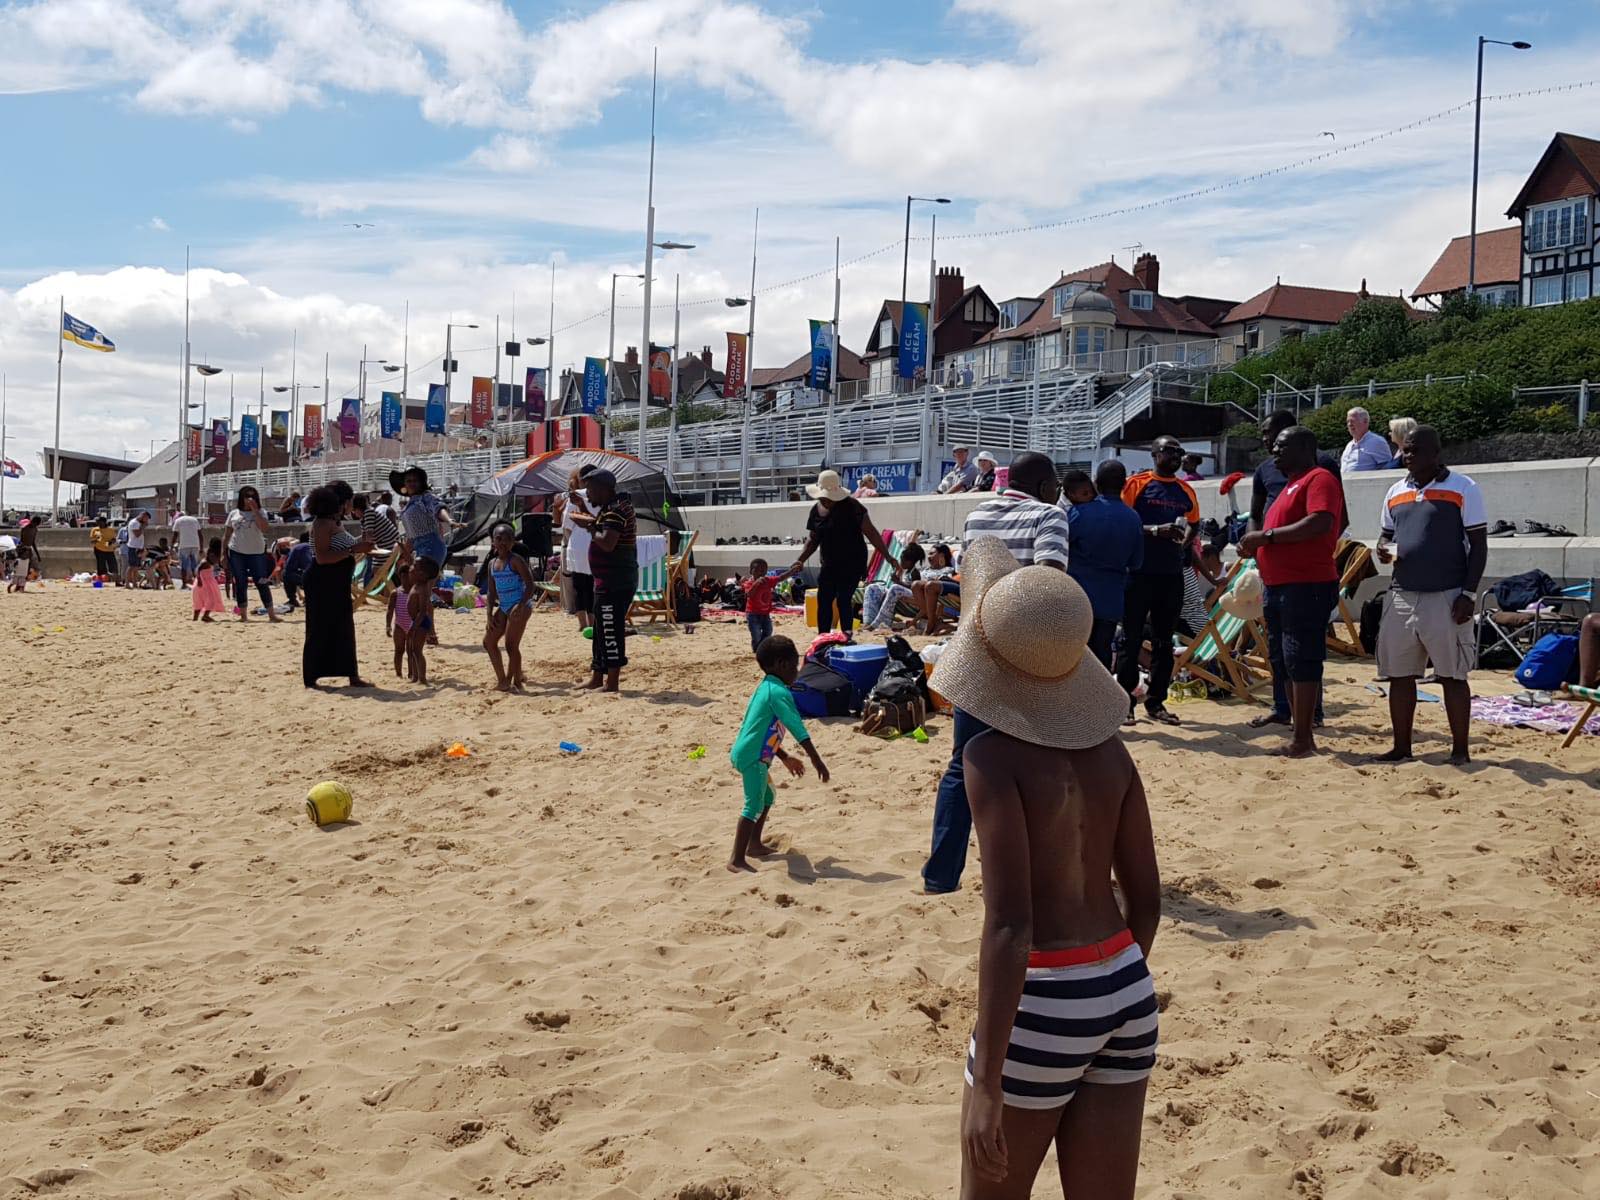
[1373,425,1488,765]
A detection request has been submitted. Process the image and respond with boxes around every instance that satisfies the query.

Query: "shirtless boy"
[928,536,1162,1200]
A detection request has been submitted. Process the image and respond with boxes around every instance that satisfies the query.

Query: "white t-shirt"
[561,489,593,575]
[226,508,269,555]
[125,520,146,550]
[172,514,202,551]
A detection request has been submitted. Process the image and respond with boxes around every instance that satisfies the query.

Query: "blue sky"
[1,0,1598,501]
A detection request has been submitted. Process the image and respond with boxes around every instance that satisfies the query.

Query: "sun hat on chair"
[804,469,851,502]
[1220,565,1264,621]
[929,536,1130,750]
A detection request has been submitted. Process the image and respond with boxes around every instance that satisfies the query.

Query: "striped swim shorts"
[965,929,1159,1110]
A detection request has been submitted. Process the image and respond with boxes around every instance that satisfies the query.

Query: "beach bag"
[1359,595,1384,655]
[671,577,701,624]
[861,644,928,735]
[1514,632,1580,690]
[881,635,932,704]
[861,692,927,737]
[791,660,855,718]
[1494,570,1556,612]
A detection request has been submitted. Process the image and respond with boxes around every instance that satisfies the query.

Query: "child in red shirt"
[741,558,795,655]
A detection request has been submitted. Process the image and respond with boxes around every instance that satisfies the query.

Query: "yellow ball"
[305,781,353,826]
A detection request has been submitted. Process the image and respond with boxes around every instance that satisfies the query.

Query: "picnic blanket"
[1470,694,1600,737]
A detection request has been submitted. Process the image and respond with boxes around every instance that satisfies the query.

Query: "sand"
[2,584,1598,1199]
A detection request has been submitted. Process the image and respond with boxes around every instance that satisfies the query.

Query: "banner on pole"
[210,419,228,460]
[724,332,747,398]
[302,404,323,449]
[469,376,492,428]
[186,424,203,462]
[240,414,260,457]
[380,392,403,439]
[425,384,447,434]
[581,357,606,414]
[338,398,361,446]
[648,344,671,402]
[525,368,547,422]
[269,410,289,447]
[808,319,834,390]
[897,302,929,379]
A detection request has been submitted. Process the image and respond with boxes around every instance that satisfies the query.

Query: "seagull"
[345,222,375,228]
[1319,131,1336,139]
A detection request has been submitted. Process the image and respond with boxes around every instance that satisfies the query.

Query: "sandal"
[1248,712,1291,728]
[1145,707,1181,726]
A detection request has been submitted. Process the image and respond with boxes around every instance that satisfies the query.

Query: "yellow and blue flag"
[62,312,116,353]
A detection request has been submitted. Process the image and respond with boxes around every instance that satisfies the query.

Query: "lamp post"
[901,196,950,308]
[730,209,759,500]
[357,352,398,486]
[642,239,694,460]
[273,382,322,474]
[443,321,478,477]
[608,272,646,391]
[1469,36,1532,294]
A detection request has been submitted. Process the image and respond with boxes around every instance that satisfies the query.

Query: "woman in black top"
[302,483,374,689]
[788,470,892,638]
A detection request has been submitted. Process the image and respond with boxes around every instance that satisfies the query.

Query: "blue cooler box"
[829,643,888,709]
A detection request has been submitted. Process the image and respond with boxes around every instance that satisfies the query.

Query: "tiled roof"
[1411,227,1522,297]
[1506,131,1600,217]
[974,261,1214,346]
[752,344,866,388]
[1217,282,1371,326]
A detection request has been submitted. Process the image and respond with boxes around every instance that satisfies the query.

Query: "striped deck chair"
[1560,684,1600,749]
[628,540,674,626]
[1327,541,1374,657]
[1171,561,1273,702]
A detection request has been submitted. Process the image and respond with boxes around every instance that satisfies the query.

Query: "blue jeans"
[229,549,274,611]
[746,612,773,654]
[922,708,992,893]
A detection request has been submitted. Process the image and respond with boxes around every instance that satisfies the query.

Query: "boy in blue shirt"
[729,635,830,872]
[1066,460,1145,668]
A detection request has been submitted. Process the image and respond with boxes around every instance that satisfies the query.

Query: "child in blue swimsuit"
[482,521,537,691]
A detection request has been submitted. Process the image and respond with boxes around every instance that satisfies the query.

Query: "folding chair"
[1171,562,1273,702]
[1476,587,1588,669]
[1327,541,1374,657]
[1560,684,1600,749]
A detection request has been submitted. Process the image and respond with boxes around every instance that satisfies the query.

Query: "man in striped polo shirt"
[923,451,1068,895]
[352,493,400,587]
[1374,425,1487,765]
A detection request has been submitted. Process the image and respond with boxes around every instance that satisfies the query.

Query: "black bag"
[873,636,929,705]
[1494,569,1556,612]
[791,660,855,718]
[1359,594,1384,655]
[671,578,701,624]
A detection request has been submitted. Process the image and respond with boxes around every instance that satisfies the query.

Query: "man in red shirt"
[1238,427,1343,758]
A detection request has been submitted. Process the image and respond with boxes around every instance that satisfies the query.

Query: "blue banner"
[897,302,929,379]
[240,414,260,457]
[808,318,834,390]
[381,391,403,439]
[842,461,917,494]
[582,357,607,414]
[425,383,447,434]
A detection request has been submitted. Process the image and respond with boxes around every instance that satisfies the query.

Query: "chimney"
[936,265,965,318]
[700,345,713,370]
[624,345,638,367]
[1133,253,1159,294]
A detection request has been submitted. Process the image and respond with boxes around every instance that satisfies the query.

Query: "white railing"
[199,446,528,505]
[936,335,1237,390]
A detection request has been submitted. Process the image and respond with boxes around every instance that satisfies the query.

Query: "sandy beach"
[2,584,1597,1199]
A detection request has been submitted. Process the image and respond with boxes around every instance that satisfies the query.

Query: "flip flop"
[1248,713,1291,728]
[1146,707,1181,726]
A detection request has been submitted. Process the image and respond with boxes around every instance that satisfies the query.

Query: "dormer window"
[1051,281,1090,316]
[878,317,895,347]
[1128,290,1154,311]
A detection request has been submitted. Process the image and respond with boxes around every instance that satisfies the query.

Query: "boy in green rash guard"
[728,635,831,872]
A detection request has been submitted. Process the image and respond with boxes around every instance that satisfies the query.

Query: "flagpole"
[638,45,658,459]
[921,214,937,487]
[289,329,298,468]
[258,368,265,472]
[227,374,236,479]
[358,343,368,484]
[2,373,9,518]
[180,248,190,519]
[668,273,680,478]
[402,300,411,458]
[323,352,330,472]
[48,295,65,518]
[547,258,556,423]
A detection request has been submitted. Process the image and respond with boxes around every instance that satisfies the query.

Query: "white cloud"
[467,134,544,172]
[147,216,170,232]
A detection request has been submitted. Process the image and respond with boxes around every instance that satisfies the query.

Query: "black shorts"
[569,571,594,613]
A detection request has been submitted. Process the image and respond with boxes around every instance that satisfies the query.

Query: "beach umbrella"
[475,448,671,501]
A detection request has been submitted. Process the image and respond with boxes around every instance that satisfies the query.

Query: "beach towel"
[1470,694,1600,737]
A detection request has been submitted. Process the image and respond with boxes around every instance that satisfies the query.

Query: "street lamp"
[608,273,646,380]
[1469,36,1532,294]
[902,196,950,307]
[644,239,694,444]
[441,322,478,472]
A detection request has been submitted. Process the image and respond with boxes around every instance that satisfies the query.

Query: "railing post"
[1367,378,1375,401]
[1424,373,1433,388]
[1580,380,1590,429]
[1313,383,1322,411]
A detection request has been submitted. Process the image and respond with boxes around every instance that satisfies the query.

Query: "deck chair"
[1327,541,1374,657]
[1560,684,1600,749]
[364,551,402,604]
[348,555,368,607]
[628,539,676,627]
[1171,562,1273,702]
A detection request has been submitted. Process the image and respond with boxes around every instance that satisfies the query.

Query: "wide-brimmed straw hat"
[805,469,850,503]
[389,466,428,494]
[1220,565,1264,621]
[929,537,1130,750]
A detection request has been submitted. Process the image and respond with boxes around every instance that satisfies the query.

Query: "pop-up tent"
[451,448,685,555]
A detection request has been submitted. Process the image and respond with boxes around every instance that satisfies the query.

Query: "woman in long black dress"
[302,483,374,689]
